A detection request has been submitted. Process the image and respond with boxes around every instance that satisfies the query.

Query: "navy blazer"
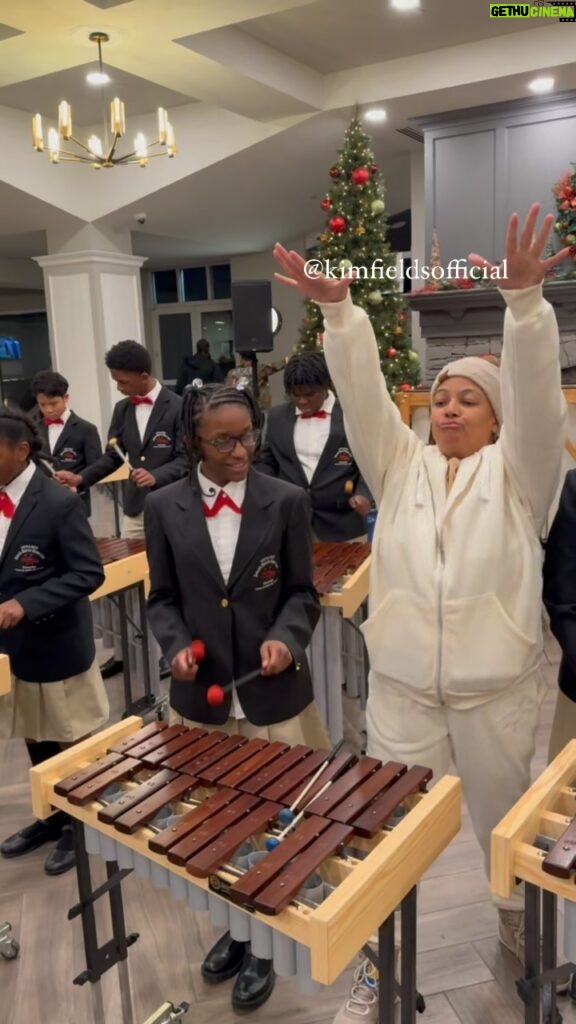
[255,399,372,541]
[37,411,102,515]
[145,469,320,726]
[543,469,576,703]
[0,468,105,682]
[81,386,187,517]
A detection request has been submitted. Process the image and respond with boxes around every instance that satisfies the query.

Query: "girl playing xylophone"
[0,409,108,876]
[273,203,569,1022]
[144,381,328,1012]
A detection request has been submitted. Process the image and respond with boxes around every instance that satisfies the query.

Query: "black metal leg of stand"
[524,883,542,1024]
[378,914,396,1024]
[401,887,418,1023]
[542,890,559,1024]
[118,590,134,717]
[137,581,153,708]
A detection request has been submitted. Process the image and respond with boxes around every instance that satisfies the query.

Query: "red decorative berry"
[329,166,340,179]
[386,347,397,358]
[351,167,370,186]
[320,196,332,211]
[206,685,224,706]
[369,164,378,175]
[329,216,346,234]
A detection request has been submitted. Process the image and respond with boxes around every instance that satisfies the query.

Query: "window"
[210,264,231,300]
[153,270,178,304]
[182,267,208,302]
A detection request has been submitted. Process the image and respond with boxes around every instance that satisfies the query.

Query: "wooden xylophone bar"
[312,541,371,596]
[31,717,461,1024]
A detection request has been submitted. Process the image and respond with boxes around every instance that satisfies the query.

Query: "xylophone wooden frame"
[492,739,576,1023]
[30,717,461,1024]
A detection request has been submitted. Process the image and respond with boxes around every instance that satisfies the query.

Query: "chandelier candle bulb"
[48,128,60,163]
[88,135,103,158]
[111,98,125,136]
[135,133,148,167]
[32,114,44,150]
[58,100,72,139]
[158,107,168,144]
[166,122,176,157]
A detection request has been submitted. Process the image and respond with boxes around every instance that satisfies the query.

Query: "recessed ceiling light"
[363,108,387,124]
[390,0,421,11]
[528,76,555,94]
[86,70,111,85]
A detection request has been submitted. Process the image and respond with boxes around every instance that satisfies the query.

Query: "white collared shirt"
[134,380,162,442]
[46,408,70,454]
[293,390,335,483]
[0,461,37,557]
[197,465,247,719]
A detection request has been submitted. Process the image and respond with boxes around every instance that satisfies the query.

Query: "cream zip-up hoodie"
[322,284,566,709]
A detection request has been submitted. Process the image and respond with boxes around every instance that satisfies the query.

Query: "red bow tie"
[0,491,16,519]
[44,417,64,426]
[130,396,153,406]
[202,491,243,517]
[300,410,329,419]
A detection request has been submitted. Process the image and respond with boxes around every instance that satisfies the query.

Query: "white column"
[33,250,147,437]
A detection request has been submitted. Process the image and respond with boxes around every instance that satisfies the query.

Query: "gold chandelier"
[31,32,176,168]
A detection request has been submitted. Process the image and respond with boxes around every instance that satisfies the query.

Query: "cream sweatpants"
[366,669,546,910]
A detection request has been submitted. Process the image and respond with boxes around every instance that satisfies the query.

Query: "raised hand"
[468,203,571,290]
[273,243,353,304]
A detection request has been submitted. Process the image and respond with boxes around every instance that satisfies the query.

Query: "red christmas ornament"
[329,166,340,179]
[399,383,412,392]
[329,216,347,234]
[351,167,370,186]
[206,685,225,706]
[386,347,398,359]
[320,196,332,211]
[369,164,378,175]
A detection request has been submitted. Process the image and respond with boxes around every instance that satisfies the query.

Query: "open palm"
[273,243,352,303]
[469,203,571,290]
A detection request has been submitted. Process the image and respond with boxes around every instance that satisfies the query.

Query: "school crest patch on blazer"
[59,447,78,463]
[334,446,353,465]
[13,544,46,572]
[253,555,280,591]
[151,431,172,448]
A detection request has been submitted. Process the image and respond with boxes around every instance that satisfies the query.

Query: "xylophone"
[309,542,372,742]
[31,718,461,1024]
[92,539,157,717]
[492,738,576,1023]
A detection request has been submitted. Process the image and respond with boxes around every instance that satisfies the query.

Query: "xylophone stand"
[68,819,139,1024]
[516,882,574,1024]
[111,585,156,719]
[363,886,425,1023]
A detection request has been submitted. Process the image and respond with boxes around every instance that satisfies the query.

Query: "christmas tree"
[296,115,420,393]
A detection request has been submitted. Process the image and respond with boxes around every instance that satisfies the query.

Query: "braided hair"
[283,351,330,393]
[181,382,264,466]
[0,407,43,462]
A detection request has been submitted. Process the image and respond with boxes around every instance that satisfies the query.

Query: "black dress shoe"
[44,826,76,876]
[232,955,275,1011]
[1,819,63,858]
[100,656,124,680]
[201,932,247,984]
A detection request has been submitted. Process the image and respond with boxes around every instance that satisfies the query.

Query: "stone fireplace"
[408,281,576,385]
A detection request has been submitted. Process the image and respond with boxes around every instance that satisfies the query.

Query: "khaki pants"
[366,669,546,910]
[122,513,145,539]
[548,688,576,762]
[170,700,330,750]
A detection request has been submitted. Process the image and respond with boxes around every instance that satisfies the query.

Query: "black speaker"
[232,280,274,353]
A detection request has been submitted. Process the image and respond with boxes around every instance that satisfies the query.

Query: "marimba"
[31,718,461,1024]
[309,542,371,743]
[492,739,576,1023]
[92,539,158,717]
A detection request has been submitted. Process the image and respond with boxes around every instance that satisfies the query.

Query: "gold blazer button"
[220,598,229,608]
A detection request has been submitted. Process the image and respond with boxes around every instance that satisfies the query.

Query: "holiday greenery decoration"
[553,164,576,258]
[296,115,420,392]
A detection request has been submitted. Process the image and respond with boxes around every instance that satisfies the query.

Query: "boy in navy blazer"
[32,370,102,515]
[256,351,372,540]
[145,381,326,1012]
[0,409,107,876]
[56,340,186,539]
